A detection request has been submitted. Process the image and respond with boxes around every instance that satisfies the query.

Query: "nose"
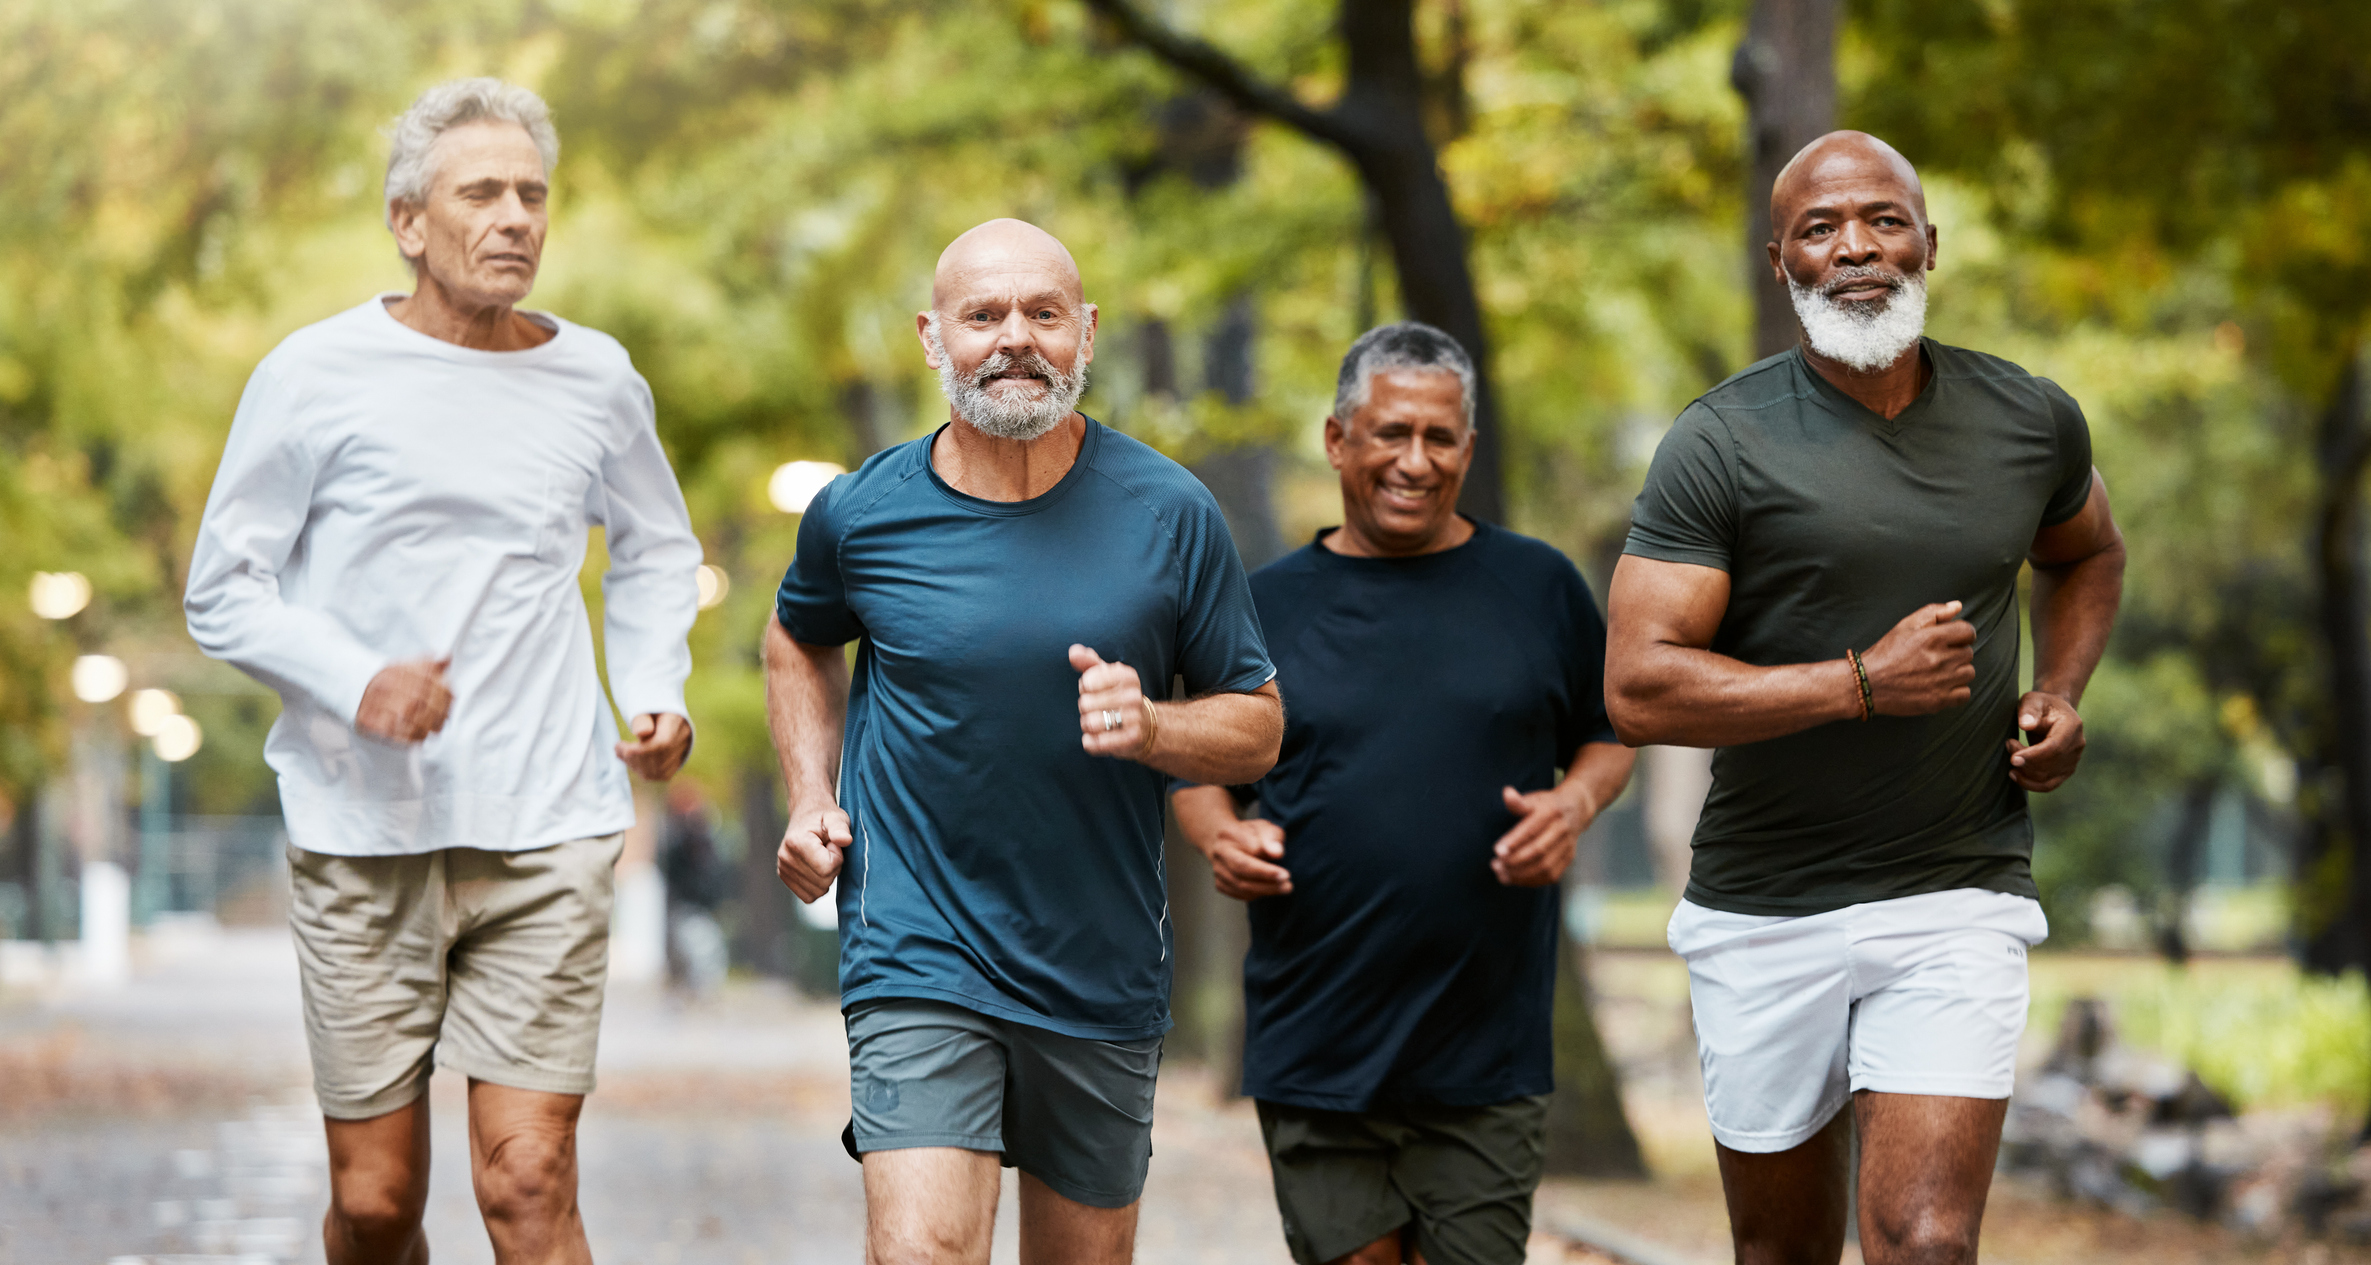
[991,309,1038,359]
[1832,219,1881,266]
[1392,431,1432,478]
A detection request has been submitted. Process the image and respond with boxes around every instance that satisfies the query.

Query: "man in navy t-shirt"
[1173,323,1634,1265]
[767,219,1281,1264]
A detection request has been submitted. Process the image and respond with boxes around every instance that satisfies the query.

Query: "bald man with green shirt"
[1605,132,2125,1265]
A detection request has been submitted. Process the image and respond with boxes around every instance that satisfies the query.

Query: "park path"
[0,928,1625,1264]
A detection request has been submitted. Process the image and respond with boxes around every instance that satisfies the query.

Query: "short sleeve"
[1622,402,1739,571]
[773,478,864,645]
[1171,493,1275,697]
[2038,380,2096,526]
[1552,561,1621,760]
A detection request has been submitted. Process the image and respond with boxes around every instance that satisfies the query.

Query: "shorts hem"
[850,1130,1004,1157]
[1021,1169,1146,1211]
[1296,1213,1413,1265]
[315,1073,432,1122]
[437,1054,597,1098]
[1707,1094,1849,1154]
[1851,1075,2014,1100]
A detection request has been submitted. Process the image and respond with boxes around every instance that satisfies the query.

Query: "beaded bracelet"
[1845,649,1875,721]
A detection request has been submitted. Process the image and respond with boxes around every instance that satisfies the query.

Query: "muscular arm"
[1605,560,1979,749]
[763,616,853,901]
[2009,472,2125,791]
[1604,559,1863,747]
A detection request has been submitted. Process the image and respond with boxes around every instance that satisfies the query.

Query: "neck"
[931,413,1086,502]
[1799,338,1930,421]
[1326,512,1475,558]
[387,271,551,351]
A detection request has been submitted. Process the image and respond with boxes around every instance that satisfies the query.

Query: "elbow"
[1603,673,1660,748]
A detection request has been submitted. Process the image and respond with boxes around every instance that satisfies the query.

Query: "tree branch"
[1081,0,1368,155]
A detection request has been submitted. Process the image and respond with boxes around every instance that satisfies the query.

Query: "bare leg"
[466,1080,591,1265]
[1853,1093,2006,1265]
[323,1097,432,1265]
[1322,1228,1427,1265]
[1713,1106,1851,1265]
[1013,1171,1145,1265]
[864,1147,1000,1265]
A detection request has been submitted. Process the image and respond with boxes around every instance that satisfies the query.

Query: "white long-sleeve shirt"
[185,295,702,857]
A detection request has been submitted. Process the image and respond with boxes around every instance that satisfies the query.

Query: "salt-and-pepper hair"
[1331,322,1477,428]
[382,78,559,228]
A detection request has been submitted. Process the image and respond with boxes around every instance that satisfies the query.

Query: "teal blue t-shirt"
[774,420,1275,1039]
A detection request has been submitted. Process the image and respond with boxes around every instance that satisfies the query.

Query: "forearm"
[1609,646,1862,748]
[2030,540,2125,704]
[1145,684,1282,786]
[1560,741,1636,816]
[762,618,848,810]
[1169,784,1240,856]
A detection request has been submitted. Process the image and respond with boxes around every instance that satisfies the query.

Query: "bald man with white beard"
[1606,133,2126,1264]
[764,219,1284,1264]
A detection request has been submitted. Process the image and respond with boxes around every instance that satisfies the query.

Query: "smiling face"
[1326,368,1474,554]
[389,120,548,308]
[918,220,1097,441]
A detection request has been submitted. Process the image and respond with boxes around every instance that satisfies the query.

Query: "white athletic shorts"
[1667,886,2048,1154]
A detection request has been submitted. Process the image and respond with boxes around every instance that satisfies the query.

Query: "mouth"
[1823,273,1902,303]
[1377,483,1435,512]
[485,252,535,269]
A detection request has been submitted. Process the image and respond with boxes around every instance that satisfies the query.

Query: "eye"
[1035,310,1056,320]
[1806,224,1832,237]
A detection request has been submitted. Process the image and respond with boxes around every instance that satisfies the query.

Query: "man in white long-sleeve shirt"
[184,78,700,1265]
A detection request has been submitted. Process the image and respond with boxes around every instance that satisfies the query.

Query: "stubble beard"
[1788,266,1929,373]
[925,315,1089,441]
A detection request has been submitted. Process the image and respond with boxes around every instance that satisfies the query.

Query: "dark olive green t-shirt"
[1623,340,2094,916]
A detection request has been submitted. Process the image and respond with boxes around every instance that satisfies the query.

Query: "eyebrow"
[454,177,547,195]
[952,291,1074,311]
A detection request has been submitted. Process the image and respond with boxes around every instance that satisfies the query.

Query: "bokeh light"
[152,713,202,763]
[767,461,845,514]
[28,571,91,620]
[71,654,128,703]
[696,564,731,610]
[129,688,181,737]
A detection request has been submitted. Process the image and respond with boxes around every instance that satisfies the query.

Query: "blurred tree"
[1856,0,2371,973]
[1080,0,1509,522]
[1731,0,1836,359]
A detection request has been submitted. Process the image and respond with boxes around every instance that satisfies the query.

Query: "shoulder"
[1926,338,2081,418]
[1688,349,1815,421]
[1249,543,1328,598]
[255,297,393,382]
[815,434,932,533]
[1084,420,1228,527]
[1471,523,1589,600]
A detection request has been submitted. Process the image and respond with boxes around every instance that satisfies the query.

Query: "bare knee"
[328,1179,426,1250]
[1861,1209,1980,1265]
[473,1129,576,1222]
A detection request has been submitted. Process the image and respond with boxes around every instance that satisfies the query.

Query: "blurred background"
[5,0,2371,1261]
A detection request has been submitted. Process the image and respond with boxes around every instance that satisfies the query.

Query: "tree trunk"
[1543,912,1648,1177]
[2311,350,2371,976]
[1081,0,1506,522]
[736,766,790,979]
[1732,0,1839,360]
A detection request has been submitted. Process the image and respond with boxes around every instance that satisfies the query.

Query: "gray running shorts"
[1256,1095,1551,1265]
[841,997,1163,1208]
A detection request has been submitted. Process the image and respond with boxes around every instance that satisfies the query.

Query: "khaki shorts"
[288,835,624,1120]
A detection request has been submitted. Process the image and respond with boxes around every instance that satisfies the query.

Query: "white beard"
[1788,268,1928,373]
[925,315,1089,441]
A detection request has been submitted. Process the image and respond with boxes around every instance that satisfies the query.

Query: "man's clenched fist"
[355,658,452,744]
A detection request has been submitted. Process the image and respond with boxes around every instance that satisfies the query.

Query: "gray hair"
[1331,322,1476,428]
[383,78,559,230]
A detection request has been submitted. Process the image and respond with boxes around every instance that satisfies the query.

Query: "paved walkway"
[4,928,1614,1265]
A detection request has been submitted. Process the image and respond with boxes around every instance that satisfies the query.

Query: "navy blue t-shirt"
[774,419,1274,1040]
[1222,521,1617,1110]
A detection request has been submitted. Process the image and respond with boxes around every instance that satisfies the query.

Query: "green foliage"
[2031,957,2371,1113]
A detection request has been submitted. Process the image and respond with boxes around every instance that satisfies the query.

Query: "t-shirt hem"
[839,983,1172,1042]
[1682,870,2039,917]
[1619,539,1730,571]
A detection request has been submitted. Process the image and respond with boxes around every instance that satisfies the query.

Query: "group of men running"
[184,77,2125,1265]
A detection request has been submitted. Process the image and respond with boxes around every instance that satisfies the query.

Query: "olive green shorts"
[288,835,624,1120]
[1256,1095,1550,1265]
